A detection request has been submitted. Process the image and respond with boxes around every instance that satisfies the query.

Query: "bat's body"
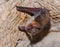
[16,6,51,44]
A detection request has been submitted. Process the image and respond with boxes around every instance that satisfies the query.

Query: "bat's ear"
[16,6,34,16]
[18,26,25,31]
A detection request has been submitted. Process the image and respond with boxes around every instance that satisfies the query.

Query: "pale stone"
[0,0,60,47]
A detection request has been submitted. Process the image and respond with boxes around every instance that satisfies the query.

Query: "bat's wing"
[16,6,41,16]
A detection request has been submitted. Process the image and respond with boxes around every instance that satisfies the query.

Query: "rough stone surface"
[0,0,60,47]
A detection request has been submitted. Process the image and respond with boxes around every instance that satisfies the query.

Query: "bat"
[16,6,51,44]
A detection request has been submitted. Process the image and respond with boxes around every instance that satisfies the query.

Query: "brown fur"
[16,6,51,44]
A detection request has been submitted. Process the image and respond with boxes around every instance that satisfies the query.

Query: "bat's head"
[16,6,51,44]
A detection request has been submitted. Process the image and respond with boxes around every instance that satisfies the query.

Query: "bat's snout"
[18,26,25,31]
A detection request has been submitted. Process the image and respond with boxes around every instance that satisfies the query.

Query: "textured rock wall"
[0,0,60,47]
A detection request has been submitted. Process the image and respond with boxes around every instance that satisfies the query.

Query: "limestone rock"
[0,0,60,47]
